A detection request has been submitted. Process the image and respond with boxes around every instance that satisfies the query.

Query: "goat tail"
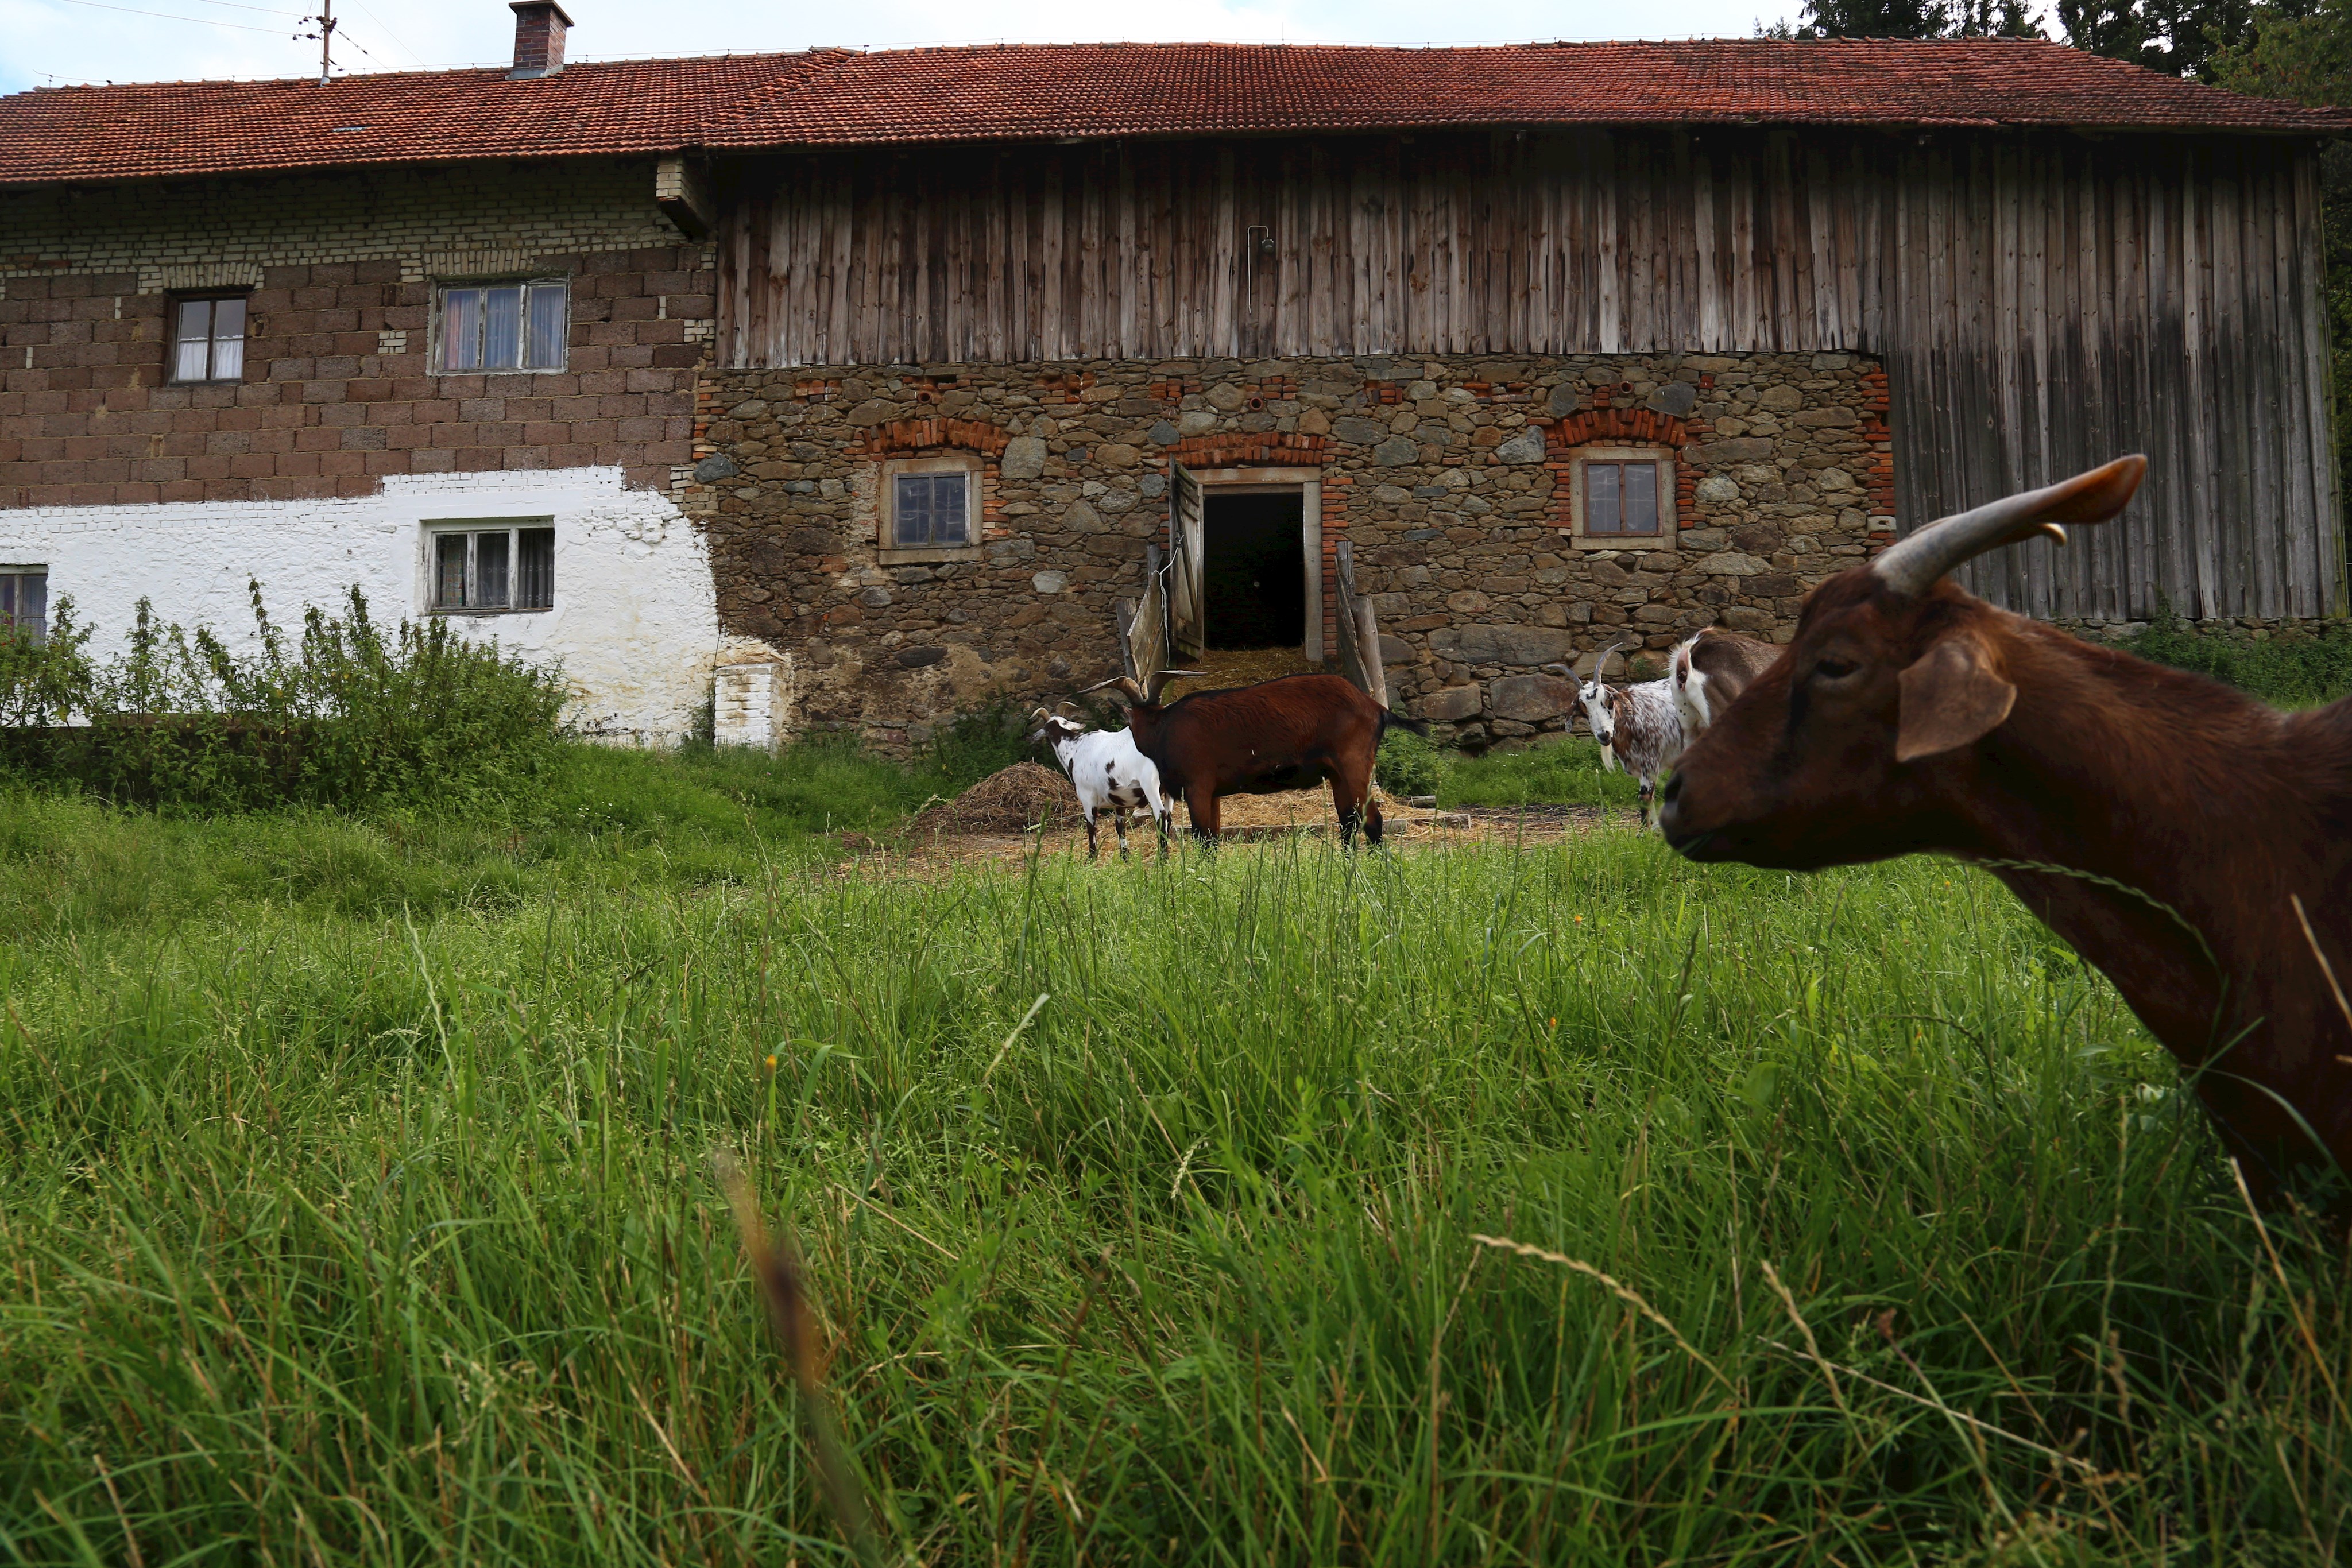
[1379,708,1433,738]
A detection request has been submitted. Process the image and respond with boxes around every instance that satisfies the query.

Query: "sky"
[0,0,1817,94]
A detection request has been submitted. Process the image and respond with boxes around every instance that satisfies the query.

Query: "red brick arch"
[1164,433,1330,469]
[860,417,1011,458]
[1543,408,1692,452]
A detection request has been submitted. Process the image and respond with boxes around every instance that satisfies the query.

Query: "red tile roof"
[705,38,2352,146]
[0,52,831,188]
[2,38,2342,189]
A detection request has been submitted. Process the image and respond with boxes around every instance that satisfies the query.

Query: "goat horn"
[1872,455,2147,598]
[1081,676,1148,704]
[1144,669,1208,703]
[1588,641,1629,682]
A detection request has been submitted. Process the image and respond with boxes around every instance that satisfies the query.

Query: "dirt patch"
[904,762,1082,838]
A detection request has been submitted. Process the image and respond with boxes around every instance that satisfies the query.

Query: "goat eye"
[1813,658,1859,681]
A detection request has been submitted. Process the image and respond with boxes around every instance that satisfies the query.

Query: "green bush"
[1375,725,1445,797]
[912,700,1039,797]
[2122,601,2352,709]
[0,583,568,812]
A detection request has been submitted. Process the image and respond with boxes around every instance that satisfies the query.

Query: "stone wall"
[0,160,711,509]
[691,351,1893,750]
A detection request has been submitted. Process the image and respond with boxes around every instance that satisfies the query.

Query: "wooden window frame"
[1565,444,1677,552]
[167,292,250,384]
[431,276,570,375]
[422,519,556,614]
[0,566,48,643]
[877,453,986,564]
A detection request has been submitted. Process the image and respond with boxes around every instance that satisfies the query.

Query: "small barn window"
[894,473,970,548]
[1566,447,1677,550]
[1,568,48,642]
[169,294,248,383]
[425,521,555,613]
[879,454,987,563]
[436,278,568,373]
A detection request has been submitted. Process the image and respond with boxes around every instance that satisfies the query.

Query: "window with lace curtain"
[425,521,555,613]
[168,294,247,383]
[435,278,568,373]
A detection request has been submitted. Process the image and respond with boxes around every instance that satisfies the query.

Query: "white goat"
[1576,641,1685,828]
[1668,628,1782,740]
[1027,710,1170,857]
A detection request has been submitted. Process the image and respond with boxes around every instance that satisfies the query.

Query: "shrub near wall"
[0,585,568,811]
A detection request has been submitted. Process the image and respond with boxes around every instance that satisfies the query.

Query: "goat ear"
[1895,633,2016,762]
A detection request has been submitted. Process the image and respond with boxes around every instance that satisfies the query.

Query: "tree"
[1779,0,2041,38]
[2053,0,2256,76]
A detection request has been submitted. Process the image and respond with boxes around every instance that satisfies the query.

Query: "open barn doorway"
[1201,489,1307,667]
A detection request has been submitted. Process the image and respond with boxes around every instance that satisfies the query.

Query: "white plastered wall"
[0,469,732,744]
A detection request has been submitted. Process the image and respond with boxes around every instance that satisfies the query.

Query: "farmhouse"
[2,8,2343,746]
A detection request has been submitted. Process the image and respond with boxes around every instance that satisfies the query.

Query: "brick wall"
[0,159,713,508]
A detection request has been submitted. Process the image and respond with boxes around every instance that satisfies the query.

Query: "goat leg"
[1186,785,1221,843]
[1113,813,1131,856]
[1084,810,1100,859]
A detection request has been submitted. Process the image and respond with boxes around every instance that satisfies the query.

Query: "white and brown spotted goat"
[1576,641,1686,828]
[1027,707,1171,857]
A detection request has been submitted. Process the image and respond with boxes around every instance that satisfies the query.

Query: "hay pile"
[904,762,1082,837]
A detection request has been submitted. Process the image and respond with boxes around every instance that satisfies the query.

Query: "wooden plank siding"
[717,128,2341,620]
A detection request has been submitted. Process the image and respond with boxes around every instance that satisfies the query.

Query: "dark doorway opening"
[1201,490,1306,649]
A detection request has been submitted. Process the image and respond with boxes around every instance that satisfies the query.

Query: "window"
[427,522,555,613]
[1587,460,1664,536]
[170,295,247,382]
[879,454,985,562]
[437,278,568,373]
[1566,447,1677,549]
[0,569,46,642]
[893,472,970,549]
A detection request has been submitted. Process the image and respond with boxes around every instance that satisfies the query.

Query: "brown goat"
[1660,455,2352,1207]
[1084,670,1428,845]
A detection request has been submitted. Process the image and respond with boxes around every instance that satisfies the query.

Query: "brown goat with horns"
[1084,670,1428,845]
[1662,455,2352,1208]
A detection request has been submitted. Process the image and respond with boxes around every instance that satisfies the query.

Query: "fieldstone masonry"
[693,351,1894,749]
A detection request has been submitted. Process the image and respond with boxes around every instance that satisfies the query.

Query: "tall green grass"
[3,790,2347,1565]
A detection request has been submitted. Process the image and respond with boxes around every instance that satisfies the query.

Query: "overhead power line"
[49,0,296,33]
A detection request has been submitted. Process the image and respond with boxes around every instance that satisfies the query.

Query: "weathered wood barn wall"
[716,129,2341,623]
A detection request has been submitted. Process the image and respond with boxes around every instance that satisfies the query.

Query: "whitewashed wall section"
[0,469,761,744]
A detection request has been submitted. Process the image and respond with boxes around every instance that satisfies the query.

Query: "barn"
[687,40,2349,745]
[1,25,2343,748]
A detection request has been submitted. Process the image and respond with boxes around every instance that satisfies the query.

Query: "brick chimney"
[508,1,572,79]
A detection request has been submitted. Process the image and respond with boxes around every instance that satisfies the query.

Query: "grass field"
[4,745,2350,1567]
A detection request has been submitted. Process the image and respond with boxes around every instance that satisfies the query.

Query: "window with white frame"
[879,453,984,560]
[1566,446,1677,547]
[1,568,47,642]
[427,522,555,613]
[169,294,248,382]
[437,278,568,373]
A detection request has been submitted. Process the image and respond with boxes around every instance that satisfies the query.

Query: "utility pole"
[300,0,336,86]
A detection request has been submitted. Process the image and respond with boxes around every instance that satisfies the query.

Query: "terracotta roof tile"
[706,40,2352,145]
[0,51,837,188]
[1,39,2341,189]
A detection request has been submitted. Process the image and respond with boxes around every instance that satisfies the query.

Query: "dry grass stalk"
[1469,1233,1732,1394]
[715,1154,884,1568]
